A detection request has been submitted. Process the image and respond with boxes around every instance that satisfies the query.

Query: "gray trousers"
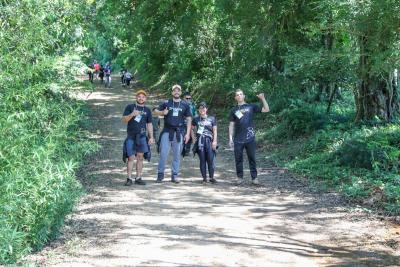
[157,132,183,179]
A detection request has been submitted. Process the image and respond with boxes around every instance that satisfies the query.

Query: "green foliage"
[0,0,96,263]
[263,96,400,213]
[334,126,400,171]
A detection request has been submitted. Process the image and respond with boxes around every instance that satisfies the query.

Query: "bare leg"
[136,153,144,178]
[127,155,136,179]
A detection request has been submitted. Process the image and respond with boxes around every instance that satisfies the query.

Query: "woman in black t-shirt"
[191,102,218,184]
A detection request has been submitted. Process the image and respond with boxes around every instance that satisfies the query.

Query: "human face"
[185,95,192,103]
[172,88,181,99]
[198,106,207,117]
[235,90,245,103]
[136,94,146,105]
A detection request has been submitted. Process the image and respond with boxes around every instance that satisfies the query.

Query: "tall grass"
[0,54,98,263]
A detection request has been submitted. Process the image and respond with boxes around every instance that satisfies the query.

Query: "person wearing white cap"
[153,84,192,183]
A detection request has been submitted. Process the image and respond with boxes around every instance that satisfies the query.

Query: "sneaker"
[251,178,260,185]
[124,178,133,186]
[202,179,208,184]
[171,178,180,184]
[134,178,146,185]
[235,177,245,186]
[156,173,164,183]
[209,178,217,184]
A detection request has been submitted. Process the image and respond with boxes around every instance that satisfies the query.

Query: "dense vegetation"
[92,0,400,214]
[0,0,97,263]
[1,0,400,263]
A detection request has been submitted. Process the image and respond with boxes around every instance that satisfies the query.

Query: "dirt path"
[26,79,399,266]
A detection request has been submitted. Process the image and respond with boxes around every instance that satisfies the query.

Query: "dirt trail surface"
[26,79,399,266]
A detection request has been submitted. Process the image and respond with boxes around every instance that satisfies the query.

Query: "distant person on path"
[183,92,197,156]
[99,64,104,83]
[191,101,218,184]
[104,62,112,87]
[153,84,192,183]
[228,89,270,185]
[122,89,155,186]
[124,70,133,87]
[94,61,100,79]
[120,69,126,86]
[151,107,161,142]
[87,63,95,83]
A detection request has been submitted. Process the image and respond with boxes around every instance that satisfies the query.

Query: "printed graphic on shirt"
[158,100,191,128]
[123,104,152,136]
[228,103,261,143]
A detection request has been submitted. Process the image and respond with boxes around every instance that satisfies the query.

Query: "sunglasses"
[185,97,192,100]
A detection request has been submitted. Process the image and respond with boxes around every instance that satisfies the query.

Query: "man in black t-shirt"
[153,84,192,183]
[228,89,270,185]
[122,89,155,186]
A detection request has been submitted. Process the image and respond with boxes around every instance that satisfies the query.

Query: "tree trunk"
[355,36,399,122]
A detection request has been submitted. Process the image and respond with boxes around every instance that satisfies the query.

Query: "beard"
[136,100,145,105]
[173,95,180,100]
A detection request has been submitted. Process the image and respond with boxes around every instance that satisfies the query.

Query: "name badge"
[172,108,179,117]
[134,114,142,122]
[197,125,205,135]
[235,110,243,119]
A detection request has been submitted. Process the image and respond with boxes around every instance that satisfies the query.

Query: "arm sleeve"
[158,101,167,111]
[228,108,235,121]
[212,116,217,127]
[146,108,153,123]
[123,105,131,116]
[252,104,262,113]
[184,104,192,117]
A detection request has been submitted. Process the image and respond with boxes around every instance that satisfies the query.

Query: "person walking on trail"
[120,69,126,86]
[124,70,133,87]
[94,61,100,79]
[99,64,104,83]
[191,101,218,184]
[153,84,192,183]
[104,63,112,87]
[122,89,155,186]
[228,89,270,185]
[87,63,95,83]
[183,92,197,156]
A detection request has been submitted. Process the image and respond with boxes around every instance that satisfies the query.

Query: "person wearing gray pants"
[153,84,192,183]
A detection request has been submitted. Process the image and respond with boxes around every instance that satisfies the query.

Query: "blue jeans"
[157,132,183,180]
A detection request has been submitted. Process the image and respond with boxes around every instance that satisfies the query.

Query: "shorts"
[125,136,149,157]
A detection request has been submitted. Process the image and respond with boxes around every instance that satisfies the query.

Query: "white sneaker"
[251,178,260,185]
[235,178,245,185]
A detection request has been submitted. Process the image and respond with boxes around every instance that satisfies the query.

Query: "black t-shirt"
[158,99,192,129]
[192,116,217,138]
[228,103,262,143]
[123,104,152,136]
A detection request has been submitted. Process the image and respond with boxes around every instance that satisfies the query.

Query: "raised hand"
[132,110,140,117]
[257,93,265,100]
[163,107,169,115]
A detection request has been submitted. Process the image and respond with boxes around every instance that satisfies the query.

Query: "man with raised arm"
[228,89,270,185]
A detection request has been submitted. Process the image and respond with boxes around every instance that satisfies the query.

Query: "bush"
[272,104,327,140]
[334,126,400,171]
